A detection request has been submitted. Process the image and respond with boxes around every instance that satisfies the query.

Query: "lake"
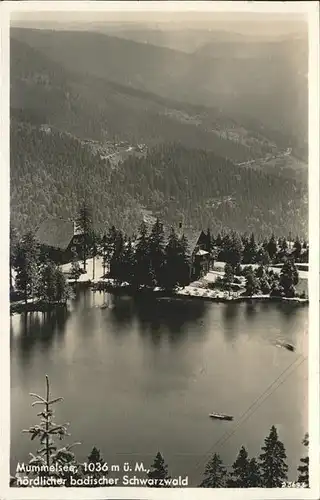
[10,290,308,486]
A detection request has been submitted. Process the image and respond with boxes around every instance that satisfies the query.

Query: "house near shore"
[35,217,83,264]
[181,228,212,280]
[145,220,212,281]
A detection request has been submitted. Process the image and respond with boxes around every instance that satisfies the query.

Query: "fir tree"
[199,453,227,488]
[148,218,165,286]
[247,458,261,487]
[277,238,289,263]
[257,247,271,266]
[223,262,234,292]
[38,263,69,304]
[109,231,125,285]
[279,259,299,297]
[133,221,153,288]
[14,231,40,305]
[76,202,93,272]
[38,262,58,303]
[243,233,258,264]
[293,237,302,262]
[19,375,82,486]
[121,238,135,286]
[245,268,260,296]
[266,234,277,262]
[147,452,171,487]
[227,446,250,487]
[259,425,288,487]
[297,433,309,486]
[162,228,189,290]
[84,447,108,484]
[225,231,243,270]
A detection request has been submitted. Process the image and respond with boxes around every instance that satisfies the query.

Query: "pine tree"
[148,218,165,286]
[38,262,58,303]
[227,446,250,487]
[15,231,40,305]
[259,425,288,487]
[247,458,261,487]
[297,433,309,486]
[38,263,69,303]
[225,231,243,270]
[245,268,260,296]
[293,237,302,262]
[257,247,271,266]
[223,262,235,292]
[76,202,93,272]
[243,233,258,264]
[133,221,153,289]
[199,453,227,488]
[147,452,171,487]
[162,228,189,290]
[19,375,82,486]
[279,259,299,297]
[277,238,289,263]
[266,234,277,262]
[121,238,135,286]
[227,447,261,487]
[84,447,108,484]
[109,231,125,285]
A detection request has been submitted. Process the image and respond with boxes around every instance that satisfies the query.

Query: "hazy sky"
[10,10,307,38]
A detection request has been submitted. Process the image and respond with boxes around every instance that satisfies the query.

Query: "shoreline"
[10,283,308,315]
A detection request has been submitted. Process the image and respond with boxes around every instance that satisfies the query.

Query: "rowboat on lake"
[209,413,233,421]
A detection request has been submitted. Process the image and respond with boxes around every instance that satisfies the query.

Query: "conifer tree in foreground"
[199,453,227,488]
[227,445,261,487]
[258,425,288,487]
[147,452,171,487]
[297,433,309,486]
[19,375,82,486]
[84,447,108,484]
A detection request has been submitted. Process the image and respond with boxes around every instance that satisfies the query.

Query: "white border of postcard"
[0,1,319,499]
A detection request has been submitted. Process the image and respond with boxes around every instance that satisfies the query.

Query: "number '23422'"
[281,481,308,488]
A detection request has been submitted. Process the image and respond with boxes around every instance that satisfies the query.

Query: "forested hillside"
[11,27,307,158]
[11,119,307,238]
[10,120,143,234]
[10,30,308,239]
[11,37,280,162]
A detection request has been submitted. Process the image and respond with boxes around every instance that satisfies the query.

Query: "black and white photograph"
[1,1,319,498]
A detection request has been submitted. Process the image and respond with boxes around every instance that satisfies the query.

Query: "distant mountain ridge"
[10,29,308,239]
[11,27,308,157]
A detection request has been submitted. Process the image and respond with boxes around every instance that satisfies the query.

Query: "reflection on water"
[10,290,308,485]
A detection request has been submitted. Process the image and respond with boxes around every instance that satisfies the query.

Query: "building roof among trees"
[35,217,75,250]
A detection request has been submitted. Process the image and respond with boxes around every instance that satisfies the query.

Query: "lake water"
[10,290,308,486]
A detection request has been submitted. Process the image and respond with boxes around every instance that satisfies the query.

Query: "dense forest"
[113,144,307,236]
[11,36,286,163]
[11,28,308,159]
[10,120,307,238]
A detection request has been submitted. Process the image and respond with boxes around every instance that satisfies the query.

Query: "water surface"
[11,291,308,486]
